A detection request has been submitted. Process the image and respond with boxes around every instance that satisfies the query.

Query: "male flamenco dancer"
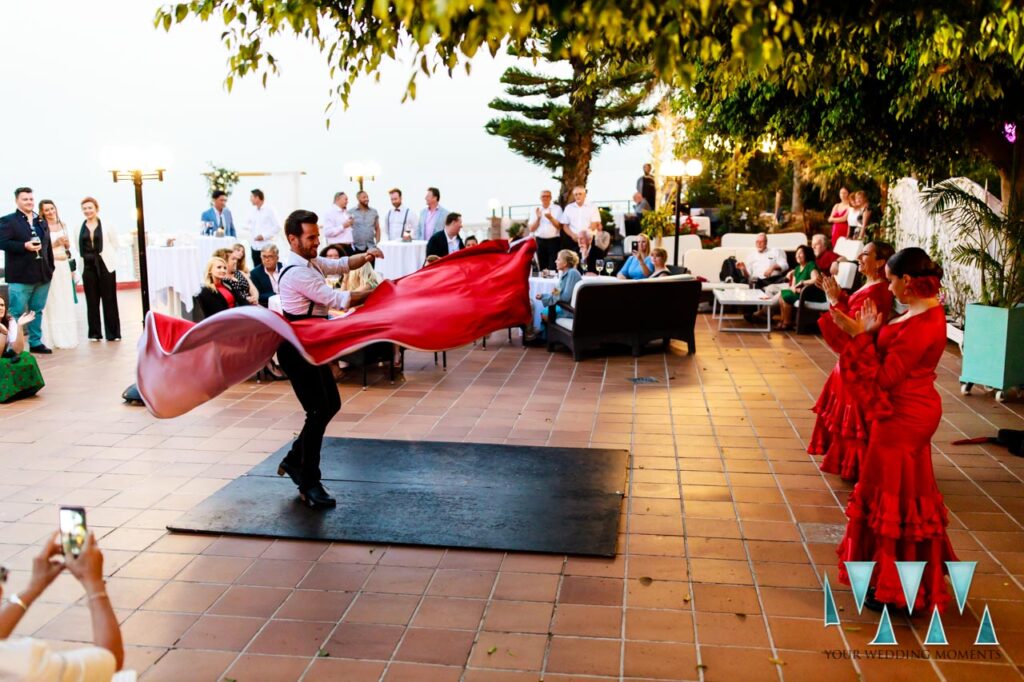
[276,209,384,509]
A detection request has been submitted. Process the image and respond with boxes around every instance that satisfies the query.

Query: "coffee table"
[713,288,774,333]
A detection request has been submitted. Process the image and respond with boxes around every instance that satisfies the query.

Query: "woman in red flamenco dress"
[809,241,896,481]
[829,247,957,613]
[827,187,851,245]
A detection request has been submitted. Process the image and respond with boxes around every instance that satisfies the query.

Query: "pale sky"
[0,0,651,237]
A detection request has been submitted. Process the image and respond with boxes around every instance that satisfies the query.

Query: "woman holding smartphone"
[38,200,79,349]
[79,197,121,342]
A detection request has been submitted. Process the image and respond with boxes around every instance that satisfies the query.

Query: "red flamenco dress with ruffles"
[836,305,957,612]
[810,282,894,481]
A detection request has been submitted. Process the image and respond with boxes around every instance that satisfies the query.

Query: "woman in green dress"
[778,244,824,330]
[0,295,45,402]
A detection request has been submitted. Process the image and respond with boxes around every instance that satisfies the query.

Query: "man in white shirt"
[528,189,563,270]
[321,191,354,253]
[737,232,790,288]
[276,209,383,510]
[383,188,418,241]
[246,188,282,265]
[560,186,606,252]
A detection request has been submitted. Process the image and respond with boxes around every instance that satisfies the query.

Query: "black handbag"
[68,257,77,272]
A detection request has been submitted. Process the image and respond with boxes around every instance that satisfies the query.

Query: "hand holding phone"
[60,506,87,558]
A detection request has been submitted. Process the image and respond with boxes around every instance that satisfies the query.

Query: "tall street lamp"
[662,158,703,268]
[345,161,380,192]
[110,168,165,318]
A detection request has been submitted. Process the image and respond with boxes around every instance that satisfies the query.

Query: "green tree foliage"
[485,39,654,204]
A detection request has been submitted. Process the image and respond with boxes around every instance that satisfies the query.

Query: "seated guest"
[200,190,235,236]
[0,296,44,403]
[320,245,344,259]
[811,233,839,278]
[424,255,441,266]
[425,212,464,259]
[197,257,247,316]
[345,262,383,292]
[650,248,672,278]
[618,233,654,279]
[576,229,603,274]
[464,235,479,248]
[736,232,789,288]
[216,245,259,305]
[250,244,281,307]
[526,249,582,342]
[0,531,125,676]
[632,191,652,215]
[777,244,823,330]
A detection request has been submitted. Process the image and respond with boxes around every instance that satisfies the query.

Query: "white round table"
[529,276,559,301]
[146,245,202,313]
[375,240,427,280]
[192,236,250,268]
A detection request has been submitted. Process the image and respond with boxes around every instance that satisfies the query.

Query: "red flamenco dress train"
[810,282,894,481]
[835,305,957,612]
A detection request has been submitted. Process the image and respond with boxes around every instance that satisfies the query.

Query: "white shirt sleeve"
[588,205,601,227]
[0,638,117,682]
[773,249,790,274]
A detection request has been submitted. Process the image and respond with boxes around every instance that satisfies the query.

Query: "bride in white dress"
[39,200,79,349]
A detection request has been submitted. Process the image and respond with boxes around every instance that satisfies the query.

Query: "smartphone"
[631,244,638,254]
[59,506,87,558]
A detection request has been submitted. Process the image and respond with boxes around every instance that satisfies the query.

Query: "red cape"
[137,240,535,417]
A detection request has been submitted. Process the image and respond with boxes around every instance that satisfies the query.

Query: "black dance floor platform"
[168,438,629,556]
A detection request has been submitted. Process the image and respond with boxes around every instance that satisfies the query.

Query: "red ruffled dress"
[830,207,849,245]
[836,305,957,612]
[810,282,894,481]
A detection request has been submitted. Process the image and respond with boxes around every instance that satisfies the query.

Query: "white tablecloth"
[529,276,559,300]
[375,240,427,280]
[146,246,202,312]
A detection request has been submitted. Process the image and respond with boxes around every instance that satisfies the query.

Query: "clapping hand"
[820,275,841,304]
[858,299,884,334]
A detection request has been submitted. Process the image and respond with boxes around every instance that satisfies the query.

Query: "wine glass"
[604,261,614,276]
[30,235,42,260]
[595,259,605,275]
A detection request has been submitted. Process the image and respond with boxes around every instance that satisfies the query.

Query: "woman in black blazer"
[196,257,247,318]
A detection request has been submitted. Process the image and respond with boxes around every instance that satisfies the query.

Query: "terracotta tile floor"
[1,291,1022,680]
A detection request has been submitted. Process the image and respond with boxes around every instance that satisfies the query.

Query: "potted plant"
[924,179,1024,402]
[641,206,673,246]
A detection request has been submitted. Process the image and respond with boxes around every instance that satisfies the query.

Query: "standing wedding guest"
[636,163,656,209]
[560,186,602,251]
[383,188,418,241]
[196,257,247,317]
[417,187,449,240]
[250,244,281,307]
[200,190,236,236]
[827,186,851,246]
[0,296,44,402]
[79,197,121,342]
[810,241,895,481]
[0,188,54,354]
[322,191,355,254]
[849,191,872,240]
[425,213,464,259]
[618,233,654,280]
[38,200,78,349]
[275,209,382,509]
[830,247,956,612]
[0,532,124,676]
[528,189,563,271]
[526,249,581,342]
[246,188,281,264]
[350,191,381,253]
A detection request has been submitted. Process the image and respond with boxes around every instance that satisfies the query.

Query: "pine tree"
[486,40,655,205]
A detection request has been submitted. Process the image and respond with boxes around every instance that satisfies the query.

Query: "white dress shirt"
[446,233,461,255]
[384,206,418,240]
[529,203,564,239]
[278,249,353,317]
[321,205,353,245]
[265,266,280,294]
[561,201,601,236]
[247,204,281,250]
[743,247,790,280]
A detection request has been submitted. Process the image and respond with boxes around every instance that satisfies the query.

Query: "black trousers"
[277,340,341,491]
[535,236,561,271]
[82,258,120,340]
[251,248,262,269]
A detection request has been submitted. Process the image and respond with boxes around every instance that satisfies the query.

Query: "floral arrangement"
[206,163,240,195]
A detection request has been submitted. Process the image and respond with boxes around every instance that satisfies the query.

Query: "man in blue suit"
[200,190,236,236]
[416,187,449,240]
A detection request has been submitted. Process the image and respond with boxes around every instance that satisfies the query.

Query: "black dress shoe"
[29,345,53,354]
[299,484,337,510]
[277,459,302,487]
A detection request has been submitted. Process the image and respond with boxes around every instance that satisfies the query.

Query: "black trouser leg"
[277,341,341,490]
[251,249,261,268]
[83,263,102,339]
[536,237,561,271]
[99,263,121,339]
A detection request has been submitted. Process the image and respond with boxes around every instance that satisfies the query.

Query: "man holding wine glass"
[0,187,55,354]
